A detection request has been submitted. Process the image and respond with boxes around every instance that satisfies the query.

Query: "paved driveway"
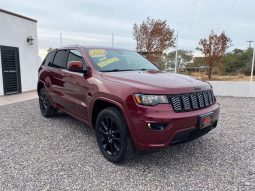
[0,97,254,190]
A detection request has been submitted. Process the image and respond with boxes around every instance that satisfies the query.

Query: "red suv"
[38,45,219,163]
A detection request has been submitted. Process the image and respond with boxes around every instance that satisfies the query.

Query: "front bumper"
[171,121,217,144]
[127,102,220,150]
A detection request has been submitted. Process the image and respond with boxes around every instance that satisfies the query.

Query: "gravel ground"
[0,97,255,191]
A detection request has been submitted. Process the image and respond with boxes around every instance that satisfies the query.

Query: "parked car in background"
[37,45,220,163]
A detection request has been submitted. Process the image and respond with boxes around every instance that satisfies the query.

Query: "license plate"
[199,112,214,129]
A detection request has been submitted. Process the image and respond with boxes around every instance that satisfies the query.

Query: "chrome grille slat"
[170,96,182,111]
[169,90,216,112]
[203,91,209,106]
[211,90,216,102]
[208,90,213,105]
[197,92,205,108]
[190,93,199,109]
[181,95,191,110]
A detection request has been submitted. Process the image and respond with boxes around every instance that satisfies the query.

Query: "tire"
[39,88,57,118]
[95,107,132,163]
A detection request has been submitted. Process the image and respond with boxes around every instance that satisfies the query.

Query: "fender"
[89,97,138,145]
[37,80,55,107]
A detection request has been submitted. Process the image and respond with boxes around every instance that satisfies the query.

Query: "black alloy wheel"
[39,88,57,117]
[95,107,132,163]
[99,115,121,156]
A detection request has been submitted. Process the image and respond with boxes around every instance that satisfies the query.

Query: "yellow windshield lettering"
[89,49,106,57]
[98,57,120,68]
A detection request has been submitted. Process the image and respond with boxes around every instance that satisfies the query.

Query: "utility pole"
[246,40,254,48]
[175,30,178,73]
[112,33,114,47]
[60,32,63,48]
[251,44,255,82]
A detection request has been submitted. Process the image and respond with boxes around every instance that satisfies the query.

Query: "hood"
[101,71,210,94]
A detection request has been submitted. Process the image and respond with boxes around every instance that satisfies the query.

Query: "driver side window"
[67,49,87,69]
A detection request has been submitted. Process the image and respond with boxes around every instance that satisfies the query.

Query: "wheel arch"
[37,81,45,95]
[90,98,137,145]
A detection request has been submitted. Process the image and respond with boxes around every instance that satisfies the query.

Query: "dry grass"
[181,72,251,81]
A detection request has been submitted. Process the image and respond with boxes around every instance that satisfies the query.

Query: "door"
[47,48,89,120]
[61,49,89,120]
[48,49,69,109]
[1,46,21,95]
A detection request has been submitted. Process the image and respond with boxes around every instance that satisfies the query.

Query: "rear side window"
[44,51,56,66]
[52,50,68,68]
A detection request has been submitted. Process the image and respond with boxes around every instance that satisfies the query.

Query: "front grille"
[169,90,216,112]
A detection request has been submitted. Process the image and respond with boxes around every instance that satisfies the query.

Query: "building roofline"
[0,8,37,23]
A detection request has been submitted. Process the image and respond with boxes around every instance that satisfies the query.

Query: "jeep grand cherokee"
[38,45,219,163]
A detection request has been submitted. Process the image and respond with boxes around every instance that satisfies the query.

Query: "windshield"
[84,48,159,72]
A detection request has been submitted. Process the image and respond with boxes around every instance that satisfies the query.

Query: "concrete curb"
[209,81,255,97]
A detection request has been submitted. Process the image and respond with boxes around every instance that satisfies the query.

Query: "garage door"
[1,46,21,95]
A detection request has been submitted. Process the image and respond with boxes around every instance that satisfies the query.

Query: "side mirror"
[67,61,87,73]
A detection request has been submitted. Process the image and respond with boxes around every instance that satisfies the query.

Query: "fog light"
[148,123,168,131]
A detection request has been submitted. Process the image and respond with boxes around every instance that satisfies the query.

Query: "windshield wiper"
[138,68,159,71]
[101,69,136,72]
[101,68,159,72]
[138,68,151,71]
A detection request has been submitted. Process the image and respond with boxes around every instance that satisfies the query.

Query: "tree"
[133,17,175,65]
[197,31,231,80]
[192,57,205,67]
[165,50,193,69]
[218,49,245,74]
[215,48,255,75]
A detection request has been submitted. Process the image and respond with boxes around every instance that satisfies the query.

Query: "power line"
[219,0,239,30]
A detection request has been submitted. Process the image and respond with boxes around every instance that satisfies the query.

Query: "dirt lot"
[0,97,254,190]
[180,71,251,81]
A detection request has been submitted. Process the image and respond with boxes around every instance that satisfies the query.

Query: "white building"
[0,9,39,96]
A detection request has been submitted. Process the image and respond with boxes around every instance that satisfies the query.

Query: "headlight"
[134,94,169,106]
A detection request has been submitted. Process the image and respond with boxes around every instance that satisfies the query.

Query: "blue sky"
[1,0,255,58]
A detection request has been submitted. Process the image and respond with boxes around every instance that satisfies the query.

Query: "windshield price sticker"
[99,57,107,62]
[97,57,120,68]
[89,49,106,57]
